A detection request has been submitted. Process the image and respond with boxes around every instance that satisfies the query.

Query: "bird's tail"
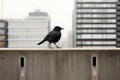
[37,40,46,45]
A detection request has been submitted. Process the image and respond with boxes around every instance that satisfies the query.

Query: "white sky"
[1,0,74,32]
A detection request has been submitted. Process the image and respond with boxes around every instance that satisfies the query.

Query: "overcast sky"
[0,0,74,32]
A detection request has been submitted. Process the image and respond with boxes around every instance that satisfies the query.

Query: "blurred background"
[0,0,120,48]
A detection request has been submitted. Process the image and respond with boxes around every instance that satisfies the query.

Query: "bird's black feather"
[37,26,63,48]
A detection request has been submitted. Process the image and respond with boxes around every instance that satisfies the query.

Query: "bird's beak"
[61,28,64,30]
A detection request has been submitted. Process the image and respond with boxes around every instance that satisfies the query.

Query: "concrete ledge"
[0,48,120,80]
[0,48,119,51]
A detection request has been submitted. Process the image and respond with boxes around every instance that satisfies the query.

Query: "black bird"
[37,26,64,48]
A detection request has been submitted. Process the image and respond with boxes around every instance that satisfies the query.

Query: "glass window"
[0,29,5,34]
[77,14,116,18]
[0,23,5,28]
[77,24,116,28]
[77,9,116,13]
[77,0,117,5]
[77,29,116,33]
[0,42,6,47]
[0,36,6,40]
[77,19,116,23]
[77,34,116,39]
[92,41,116,44]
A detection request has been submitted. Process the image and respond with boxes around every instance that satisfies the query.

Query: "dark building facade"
[73,1,117,48]
[0,20,8,47]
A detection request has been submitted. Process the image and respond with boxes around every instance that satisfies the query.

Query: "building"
[73,0,117,48]
[117,0,120,47]
[0,20,8,47]
[7,10,51,48]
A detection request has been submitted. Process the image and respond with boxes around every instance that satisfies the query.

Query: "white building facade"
[7,10,50,48]
[73,0,118,48]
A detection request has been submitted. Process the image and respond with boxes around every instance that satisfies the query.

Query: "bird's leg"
[54,43,61,48]
[48,43,53,49]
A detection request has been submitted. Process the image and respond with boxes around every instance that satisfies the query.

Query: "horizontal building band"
[117,46,120,47]
[117,6,120,8]
[77,21,116,23]
[116,28,120,30]
[117,12,120,13]
[117,28,120,30]
[77,19,116,23]
[76,28,116,29]
[77,35,116,39]
[117,40,120,42]
[77,12,116,14]
[117,38,120,39]
[77,7,116,9]
[0,27,8,29]
[77,32,116,34]
[0,38,8,40]
[117,10,120,12]
[116,12,120,14]
[77,34,115,37]
[117,17,120,20]
[76,44,116,46]
[77,16,116,18]
[117,8,120,11]
[77,24,116,27]
[116,15,120,16]
[0,33,8,35]
[117,5,120,7]
[77,22,116,24]
[77,38,116,40]
[117,22,120,24]
[77,17,116,19]
[77,2,117,4]
[117,20,120,22]
[117,33,120,36]
[77,25,116,28]
[0,34,8,36]
[77,11,116,13]
[116,40,120,42]
[117,2,120,5]
[117,7,120,9]
[77,41,116,43]
[77,39,116,41]
[116,25,120,26]
[77,14,116,17]
[76,29,116,33]
[0,40,8,42]
[77,27,116,29]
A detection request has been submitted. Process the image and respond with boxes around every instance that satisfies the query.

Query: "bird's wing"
[44,31,61,42]
[43,31,54,40]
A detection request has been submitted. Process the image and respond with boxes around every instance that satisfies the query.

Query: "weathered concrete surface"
[0,48,120,80]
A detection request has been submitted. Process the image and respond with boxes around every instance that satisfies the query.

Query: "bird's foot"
[48,45,54,49]
[56,46,62,48]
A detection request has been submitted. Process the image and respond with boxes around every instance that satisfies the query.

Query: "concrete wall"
[0,48,120,80]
